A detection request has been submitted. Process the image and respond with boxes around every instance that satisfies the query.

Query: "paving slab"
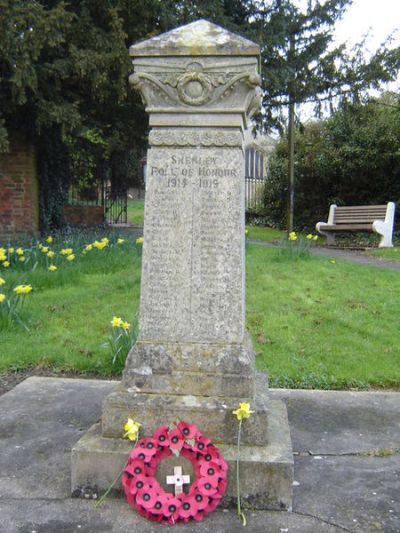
[0,377,399,533]
[270,389,400,454]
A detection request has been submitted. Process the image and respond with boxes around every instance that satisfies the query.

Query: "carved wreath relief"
[130,59,261,109]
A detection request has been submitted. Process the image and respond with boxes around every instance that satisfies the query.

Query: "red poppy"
[129,446,148,462]
[125,459,146,478]
[192,434,212,454]
[197,477,218,497]
[153,425,170,447]
[149,492,170,515]
[199,460,223,482]
[126,474,150,496]
[198,447,220,465]
[135,504,151,519]
[168,428,184,450]
[136,486,159,509]
[137,437,158,461]
[217,477,228,496]
[188,483,210,511]
[161,496,182,524]
[177,421,198,440]
[205,495,220,513]
[177,494,199,519]
[217,456,228,473]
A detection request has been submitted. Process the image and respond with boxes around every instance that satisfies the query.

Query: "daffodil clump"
[0,232,140,332]
[0,233,132,275]
[279,230,319,260]
[0,279,34,331]
[104,315,136,368]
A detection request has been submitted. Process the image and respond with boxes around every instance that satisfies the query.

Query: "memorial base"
[71,398,293,510]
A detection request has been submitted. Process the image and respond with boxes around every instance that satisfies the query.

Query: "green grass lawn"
[364,247,400,262]
[127,199,145,225]
[247,244,400,389]
[1,233,399,390]
[246,225,285,242]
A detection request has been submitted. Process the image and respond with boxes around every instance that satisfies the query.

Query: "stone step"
[71,399,293,511]
[102,374,269,446]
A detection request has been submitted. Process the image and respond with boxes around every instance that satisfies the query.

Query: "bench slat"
[334,217,385,223]
[322,224,373,231]
[335,205,387,210]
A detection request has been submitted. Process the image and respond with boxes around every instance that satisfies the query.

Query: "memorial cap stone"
[129,19,260,57]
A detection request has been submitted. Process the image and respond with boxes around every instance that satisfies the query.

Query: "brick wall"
[0,135,39,240]
[63,205,104,226]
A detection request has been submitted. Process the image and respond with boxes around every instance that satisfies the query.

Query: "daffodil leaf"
[171,447,180,457]
[186,438,195,447]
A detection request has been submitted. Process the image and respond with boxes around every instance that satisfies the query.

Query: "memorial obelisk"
[72,20,293,510]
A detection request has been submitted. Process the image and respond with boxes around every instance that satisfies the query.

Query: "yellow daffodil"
[67,254,75,261]
[0,277,5,286]
[245,229,249,235]
[8,247,14,254]
[60,248,73,256]
[101,237,109,244]
[19,256,25,263]
[306,234,313,240]
[2,261,10,268]
[13,284,33,294]
[47,251,55,258]
[0,294,5,303]
[16,247,24,256]
[41,246,49,253]
[0,254,6,262]
[48,265,57,272]
[136,237,144,245]
[85,244,93,252]
[93,240,107,250]
[288,231,297,241]
[122,321,131,331]
[330,259,336,264]
[117,238,125,245]
[313,235,318,241]
[232,402,253,421]
[0,247,5,256]
[123,418,141,441]
[111,316,123,328]
[46,236,53,244]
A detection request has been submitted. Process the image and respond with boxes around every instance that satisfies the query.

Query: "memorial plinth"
[71,19,293,511]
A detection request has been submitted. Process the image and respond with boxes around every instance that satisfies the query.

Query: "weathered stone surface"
[122,335,257,397]
[130,19,260,57]
[139,145,245,343]
[102,374,269,446]
[72,399,293,511]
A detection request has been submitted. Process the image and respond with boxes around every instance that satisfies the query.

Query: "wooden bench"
[316,203,396,247]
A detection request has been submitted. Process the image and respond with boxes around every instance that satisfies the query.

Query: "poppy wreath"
[122,421,228,524]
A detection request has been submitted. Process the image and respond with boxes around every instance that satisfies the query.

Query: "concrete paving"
[0,377,398,533]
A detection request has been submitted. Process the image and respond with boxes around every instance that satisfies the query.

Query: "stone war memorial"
[71,19,293,515]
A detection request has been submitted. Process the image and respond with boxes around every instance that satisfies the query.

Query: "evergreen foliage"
[264,93,400,230]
